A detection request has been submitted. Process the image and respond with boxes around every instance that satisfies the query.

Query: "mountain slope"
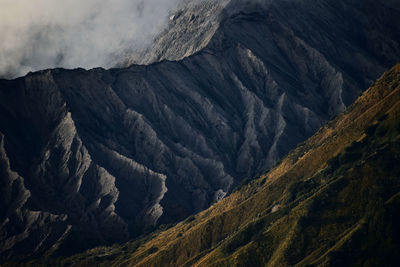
[119,0,231,66]
[54,64,400,267]
[1,0,400,261]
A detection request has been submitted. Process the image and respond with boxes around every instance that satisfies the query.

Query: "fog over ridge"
[0,0,182,78]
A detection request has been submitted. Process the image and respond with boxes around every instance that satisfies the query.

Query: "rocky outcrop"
[0,0,399,261]
[120,0,232,66]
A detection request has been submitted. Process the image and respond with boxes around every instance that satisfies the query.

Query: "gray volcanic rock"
[120,0,231,66]
[0,0,399,261]
[0,132,70,260]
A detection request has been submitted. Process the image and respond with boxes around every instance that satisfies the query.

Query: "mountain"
[1,0,400,261]
[47,63,400,267]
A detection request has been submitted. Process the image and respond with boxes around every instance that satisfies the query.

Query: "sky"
[0,0,181,78]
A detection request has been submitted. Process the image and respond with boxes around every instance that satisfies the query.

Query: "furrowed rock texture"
[65,64,400,267]
[119,0,232,66]
[0,0,399,261]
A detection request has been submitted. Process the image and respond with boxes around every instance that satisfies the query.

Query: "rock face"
[119,0,232,66]
[71,63,400,267]
[0,0,399,261]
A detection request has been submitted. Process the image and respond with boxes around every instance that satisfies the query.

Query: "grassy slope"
[11,64,400,266]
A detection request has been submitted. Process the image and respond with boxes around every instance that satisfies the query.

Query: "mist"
[0,0,181,78]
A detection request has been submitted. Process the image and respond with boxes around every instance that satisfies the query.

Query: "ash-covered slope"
[119,0,232,66]
[0,0,399,261]
[56,64,400,267]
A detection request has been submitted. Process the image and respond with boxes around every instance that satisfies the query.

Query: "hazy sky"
[0,0,181,78]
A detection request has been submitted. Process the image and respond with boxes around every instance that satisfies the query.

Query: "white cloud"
[0,0,181,78]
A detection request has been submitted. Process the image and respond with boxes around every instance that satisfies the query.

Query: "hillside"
[1,0,400,261]
[46,64,400,266]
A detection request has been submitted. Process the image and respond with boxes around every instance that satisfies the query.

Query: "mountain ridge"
[1,0,400,261]
[46,63,400,267]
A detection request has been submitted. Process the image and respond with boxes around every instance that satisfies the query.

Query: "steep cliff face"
[0,0,399,261]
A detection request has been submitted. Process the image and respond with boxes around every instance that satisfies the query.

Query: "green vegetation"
[184,215,196,224]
